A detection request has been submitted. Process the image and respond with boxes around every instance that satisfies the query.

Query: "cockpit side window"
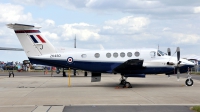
[157,50,167,56]
[150,51,156,58]
[157,52,161,56]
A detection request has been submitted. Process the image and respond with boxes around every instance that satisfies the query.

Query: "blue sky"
[1,0,200,62]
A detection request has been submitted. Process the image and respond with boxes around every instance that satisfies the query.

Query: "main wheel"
[120,79,126,85]
[185,79,193,86]
[56,70,60,74]
[123,82,132,88]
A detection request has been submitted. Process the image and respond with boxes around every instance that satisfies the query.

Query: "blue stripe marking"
[28,58,184,74]
[30,35,38,43]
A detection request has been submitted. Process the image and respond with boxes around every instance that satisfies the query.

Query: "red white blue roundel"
[67,57,73,64]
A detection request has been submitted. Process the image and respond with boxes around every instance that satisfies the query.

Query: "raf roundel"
[67,57,73,64]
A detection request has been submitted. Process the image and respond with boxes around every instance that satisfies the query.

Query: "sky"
[1,0,200,62]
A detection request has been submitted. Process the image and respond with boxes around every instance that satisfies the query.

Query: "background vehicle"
[5,62,15,70]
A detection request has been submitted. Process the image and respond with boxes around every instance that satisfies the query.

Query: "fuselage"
[28,48,194,74]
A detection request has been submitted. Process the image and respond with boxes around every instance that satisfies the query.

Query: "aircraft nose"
[183,60,195,68]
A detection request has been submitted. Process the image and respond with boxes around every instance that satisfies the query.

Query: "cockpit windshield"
[157,50,167,56]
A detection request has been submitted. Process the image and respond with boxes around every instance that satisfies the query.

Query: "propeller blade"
[176,47,180,61]
[167,48,171,56]
[176,47,180,80]
[177,67,180,80]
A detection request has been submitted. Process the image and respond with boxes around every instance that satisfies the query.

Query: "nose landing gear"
[185,71,193,86]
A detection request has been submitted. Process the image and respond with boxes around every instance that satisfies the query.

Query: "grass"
[191,106,200,112]
[191,72,200,75]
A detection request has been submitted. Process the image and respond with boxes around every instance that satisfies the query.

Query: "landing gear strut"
[84,71,87,77]
[120,75,132,88]
[63,68,66,77]
[185,71,193,86]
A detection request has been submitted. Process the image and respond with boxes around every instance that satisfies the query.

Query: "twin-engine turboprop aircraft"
[7,23,195,88]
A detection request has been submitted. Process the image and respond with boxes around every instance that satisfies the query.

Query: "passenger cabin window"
[127,52,132,57]
[106,53,111,58]
[134,51,140,57]
[81,54,87,58]
[120,52,125,58]
[95,53,100,58]
[113,52,118,58]
[150,51,156,58]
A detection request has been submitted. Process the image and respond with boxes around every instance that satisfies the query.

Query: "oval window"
[106,53,111,58]
[113,52,118,58]
[127,52,132,57]
[94,53,100,58]
[135,51,140,57]
[81,54,87,58]
[120,52,125,58]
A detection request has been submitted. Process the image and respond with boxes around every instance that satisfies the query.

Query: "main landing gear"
[120,75,132,88]
[185,71,193,86]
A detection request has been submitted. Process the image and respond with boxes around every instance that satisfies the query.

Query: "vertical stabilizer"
[7,23,57,57]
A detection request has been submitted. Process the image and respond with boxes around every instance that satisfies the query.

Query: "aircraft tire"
[185,79,193,86]
[56,70,60,74]
[120,79,126,85]
[123,82,132,88]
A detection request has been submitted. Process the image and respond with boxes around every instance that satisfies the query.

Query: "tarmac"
[0,71,200,112]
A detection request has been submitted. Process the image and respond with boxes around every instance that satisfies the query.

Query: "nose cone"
[181,59,195,68]
[178,59,195,73]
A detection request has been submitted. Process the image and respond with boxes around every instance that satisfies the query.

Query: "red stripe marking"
[36,35,46,43]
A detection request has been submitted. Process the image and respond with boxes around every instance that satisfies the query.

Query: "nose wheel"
[185,79,193,86]
[185,70,194,86]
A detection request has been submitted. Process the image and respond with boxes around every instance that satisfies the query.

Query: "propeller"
[176,47,181,80]
[167,48,171,78]
[166,47,181,80]
[167,48,171,56]
[167,48,175,65]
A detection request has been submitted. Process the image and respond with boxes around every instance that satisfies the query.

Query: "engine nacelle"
[167,62,175,65]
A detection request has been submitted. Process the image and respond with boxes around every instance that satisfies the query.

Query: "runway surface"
[0,71,199,112]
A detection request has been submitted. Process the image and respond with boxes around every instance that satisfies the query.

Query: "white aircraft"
[7,23,195,88]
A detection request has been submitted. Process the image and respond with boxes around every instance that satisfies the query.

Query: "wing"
[113,59,145,73]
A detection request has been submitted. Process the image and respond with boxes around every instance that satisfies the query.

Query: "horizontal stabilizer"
[0,47,24,51]
[7,23,41,30]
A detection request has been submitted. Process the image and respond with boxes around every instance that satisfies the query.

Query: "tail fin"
[7,23,57,57]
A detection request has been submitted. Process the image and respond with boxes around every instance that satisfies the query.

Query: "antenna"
[158,44,159,50]
[74,35,76,48]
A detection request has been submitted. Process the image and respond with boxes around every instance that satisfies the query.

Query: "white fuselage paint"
[29,48,194,69]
